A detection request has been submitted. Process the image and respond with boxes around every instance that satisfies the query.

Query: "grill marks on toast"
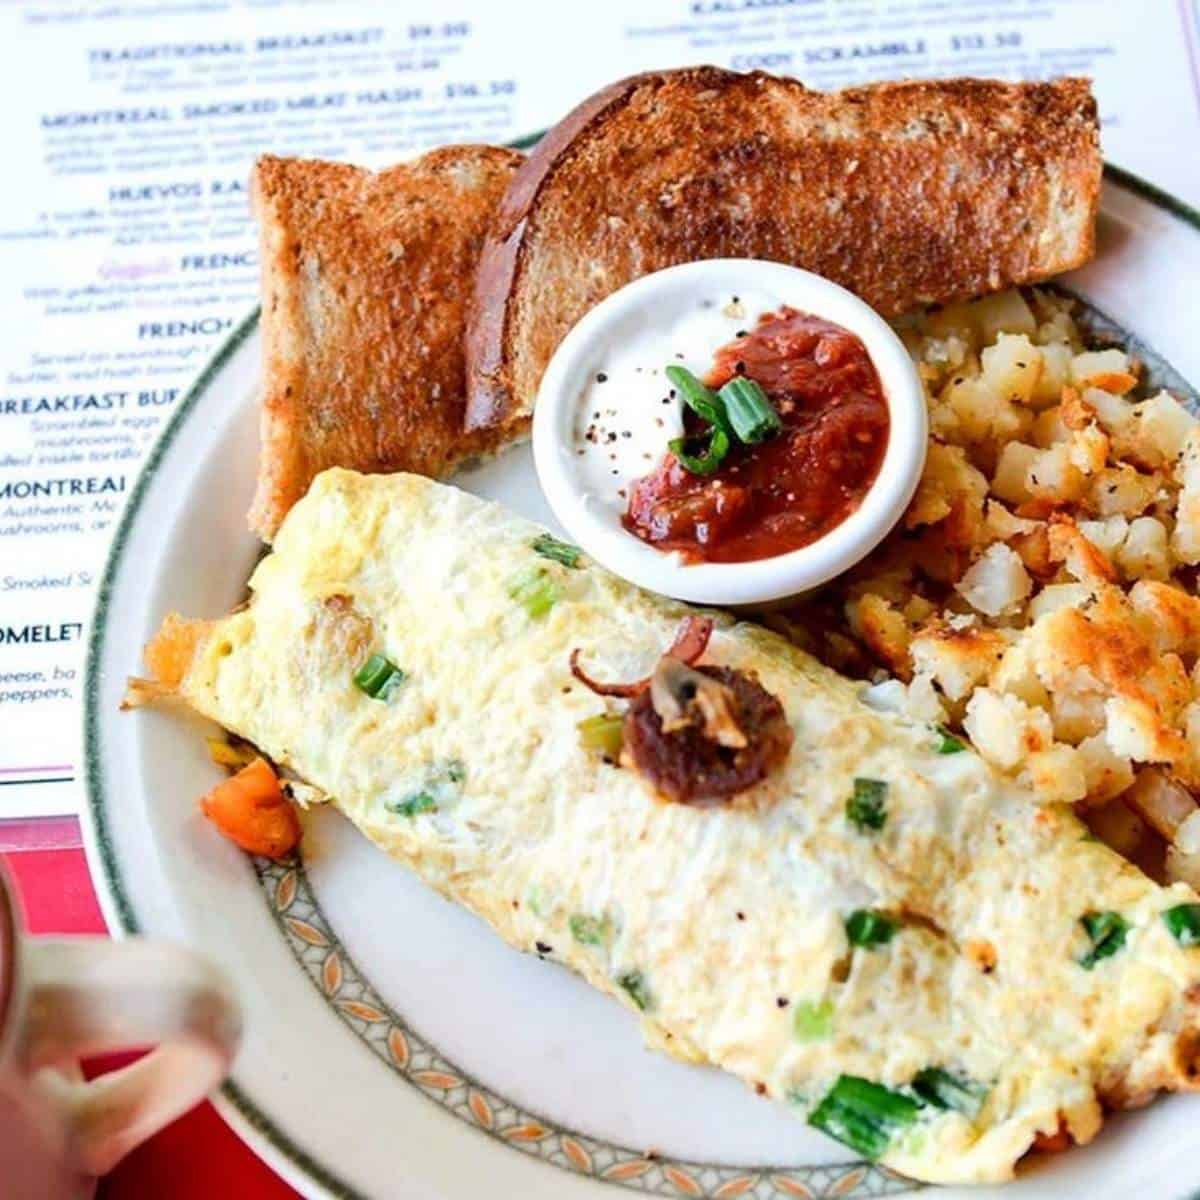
[465,68,1100,429]
[249,146,525,539]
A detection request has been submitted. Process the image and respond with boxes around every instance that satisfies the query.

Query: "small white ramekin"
[532,259,927,606]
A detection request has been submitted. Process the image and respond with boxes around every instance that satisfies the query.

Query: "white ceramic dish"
[533,259,927,606]
[83,166,1200,1200]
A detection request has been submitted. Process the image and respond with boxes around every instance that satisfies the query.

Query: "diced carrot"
[200,757,301,859]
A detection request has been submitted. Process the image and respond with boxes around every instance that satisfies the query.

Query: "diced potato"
[1032,406,1070,448]
[1176,806,1200,855]
[1171,428,1200,564]
[1032,340,1073,405]
[1084,386,1136,441]
[1027,582,1095,621]
[1066,425,1109,477]
[916,333,971,375]
[905,442,988,530]
[910,624,1007,701]
[1129,579,1200,655]
[1076,733,1135,804]
[1077,516,1129,559]
[940,375,1026,444]
[1069,348,1134,392]
[1105,696,1179,764]
[1048,517,1117,584]
[989,639,1051,708]
[980,334,1043,406]
[904,672,949,723]
[984,500,1038,542]
[967,290,1037,343]
[1088,464,1159,518]
[963,687,1054,770]
[1123,767,1197,840]
[922,301,977,343]
[992,442,1039,505]
[1084,798,1148,858]
[1049,689,1106,743]
[1115,516,1170,581]
[1166,845,1200,889]
[955,543,1032,617]
[846,594,911,676]
[1130,391,1197,468]
[1019,744,1089,805]
[1026,442,1086,503]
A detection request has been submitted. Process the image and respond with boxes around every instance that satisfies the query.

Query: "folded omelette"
[137,469,1200,1184]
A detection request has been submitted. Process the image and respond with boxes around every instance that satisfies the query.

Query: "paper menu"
[2,1,1199,824]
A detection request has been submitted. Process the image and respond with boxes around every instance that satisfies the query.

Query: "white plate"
[83,166,1200,1200]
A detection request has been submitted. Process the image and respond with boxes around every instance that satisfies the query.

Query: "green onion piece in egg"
[1078,910,1129,969]
[507,565,561,618]
[793,999,834,1043]
[912,1067,988,1118]
[846,778,888,833]
[807,1075,920,1160]
[1164,903,1200,946]
[845,909,898,950]
[353,653,405,700]
[616,969,651,1011]
[531,533,581,568]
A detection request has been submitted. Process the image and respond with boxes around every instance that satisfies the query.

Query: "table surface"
[4,848,298,1199]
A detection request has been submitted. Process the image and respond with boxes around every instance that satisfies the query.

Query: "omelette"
[134,469,1200,1184]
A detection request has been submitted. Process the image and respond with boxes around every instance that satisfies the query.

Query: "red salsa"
[624,307,890,563]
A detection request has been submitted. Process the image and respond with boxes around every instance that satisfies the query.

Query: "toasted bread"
[465,69,1100,429]
[249,145,525,539]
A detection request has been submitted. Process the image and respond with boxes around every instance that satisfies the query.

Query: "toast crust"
[466,68,1100,429]
[249,145,524,539]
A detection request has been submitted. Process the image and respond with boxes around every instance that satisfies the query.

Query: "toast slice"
[249,145,525,540]
[465,69,1100,429]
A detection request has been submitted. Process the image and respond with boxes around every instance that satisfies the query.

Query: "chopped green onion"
[531,533,581,568]
[1078,910,1130,969]
[353,653,405,699]
[507,565,561,618]
[845,909,898,950]
[717,376,782,444]
[847,778,888,833]
[569,913,612,946]
[911,1067,988,1118]
[388,791,436,818]
[616,969,651,1011]
[1163,903,1200,946]
[934,725,965,754]
[669,426,730,476]
[807,1075,920,1160]
[664,365,730,433]
[664,364,733,476]
[443,760,466,783]
[793,999,834,1042]
[577,713,624,758]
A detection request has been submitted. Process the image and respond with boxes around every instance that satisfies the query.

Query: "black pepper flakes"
[776,996,789,1008]
[596,372,608,383]
[535,941,552,956]
[736,911,746,921]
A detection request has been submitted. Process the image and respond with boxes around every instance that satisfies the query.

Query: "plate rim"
[80,161,1200,1200]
